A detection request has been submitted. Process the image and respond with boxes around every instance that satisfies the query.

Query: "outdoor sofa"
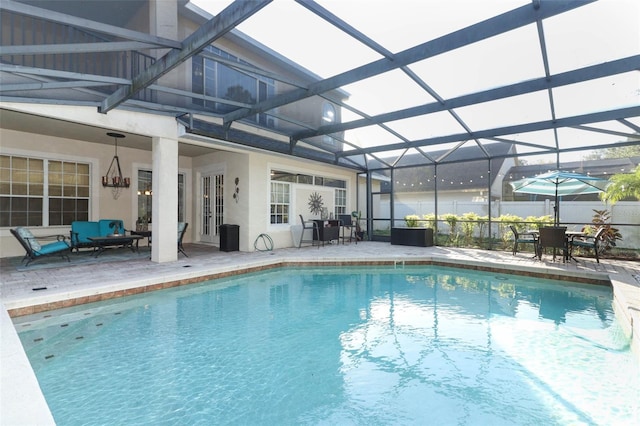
[70,219,126,252]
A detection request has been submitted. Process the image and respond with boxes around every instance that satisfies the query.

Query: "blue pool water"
[16,266,639,425]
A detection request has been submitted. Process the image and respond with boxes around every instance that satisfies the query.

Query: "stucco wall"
[0,126,193,258]
[191,149,357,251]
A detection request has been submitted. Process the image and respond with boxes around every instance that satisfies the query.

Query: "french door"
[200,173,224,243]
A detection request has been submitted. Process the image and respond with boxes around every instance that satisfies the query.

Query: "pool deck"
[2,242,640,425]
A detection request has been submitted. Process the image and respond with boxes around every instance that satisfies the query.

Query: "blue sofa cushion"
[71,221,100,244]
[71,219,126,250]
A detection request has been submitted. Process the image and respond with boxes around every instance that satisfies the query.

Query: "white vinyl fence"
[389,201,640,249]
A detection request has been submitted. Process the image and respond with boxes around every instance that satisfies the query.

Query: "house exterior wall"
[193,147,357,251]
[1,107,357,258]
[0,0,354,259]
[0,104,190,258]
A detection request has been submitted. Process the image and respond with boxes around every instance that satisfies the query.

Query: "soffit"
[0,109,215,157]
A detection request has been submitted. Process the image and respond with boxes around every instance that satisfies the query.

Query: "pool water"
[16,266,639,425]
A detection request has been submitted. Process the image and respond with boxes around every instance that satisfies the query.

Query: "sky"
[190,0,640,164]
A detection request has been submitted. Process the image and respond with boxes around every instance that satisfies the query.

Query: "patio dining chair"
[537,226,568,262]
[10,227,71,266]
[298,215,319,248]
[569,227,605,263]
[509,225,537,256]
[338,214,357,245]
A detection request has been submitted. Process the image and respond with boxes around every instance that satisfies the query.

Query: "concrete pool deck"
[2,242,639,425]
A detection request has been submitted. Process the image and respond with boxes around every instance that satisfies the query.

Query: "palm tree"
[600,165,640,204]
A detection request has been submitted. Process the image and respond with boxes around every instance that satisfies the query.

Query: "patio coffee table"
[88,235,142,257]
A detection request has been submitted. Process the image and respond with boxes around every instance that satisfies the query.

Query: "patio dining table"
[528,229,586,262]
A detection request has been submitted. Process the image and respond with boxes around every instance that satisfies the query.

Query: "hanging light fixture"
[102,132,130,199]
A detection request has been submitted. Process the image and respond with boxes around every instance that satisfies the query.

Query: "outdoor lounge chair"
[569,227,605,263]
[10,227,71,266]
[509,225,537,256]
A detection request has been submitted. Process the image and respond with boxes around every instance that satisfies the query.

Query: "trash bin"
[219,224,239,252]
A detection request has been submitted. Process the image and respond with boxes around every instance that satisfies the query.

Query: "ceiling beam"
[0,81,111,92]
[1,42,159,56]
[338,105,640,158]
[293,55,640,140]
[99,0,272,114]
[223,0,594,125]
[1,0,181,49]
[296,0,487,156]
[0,63,130,84]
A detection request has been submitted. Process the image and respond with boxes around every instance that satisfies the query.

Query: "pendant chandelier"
[102,132,130,199]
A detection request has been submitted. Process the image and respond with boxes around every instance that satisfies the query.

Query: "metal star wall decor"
[308,191,324,215]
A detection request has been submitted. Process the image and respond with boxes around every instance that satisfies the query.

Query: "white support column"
[152,136,178,263]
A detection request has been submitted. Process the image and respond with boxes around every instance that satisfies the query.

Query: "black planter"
[391,227,434,247]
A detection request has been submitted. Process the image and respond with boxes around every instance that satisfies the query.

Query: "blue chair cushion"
[38,240,71,256]
[15,227,40,251]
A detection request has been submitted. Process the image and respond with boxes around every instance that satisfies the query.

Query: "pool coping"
[2,254,639,425]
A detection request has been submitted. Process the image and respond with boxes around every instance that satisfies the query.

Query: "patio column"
[151,136,178,263]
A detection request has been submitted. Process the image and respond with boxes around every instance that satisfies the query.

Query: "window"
[137,170,185,224]
[0,155,89,227]
[270,169,348,223]
[48,160,90,225]
[270,181,290,224]
[214,174,224,233]
[322,102,336,145]
[271,170,346,189]
[335,188,346,216]
[193,47,275,127]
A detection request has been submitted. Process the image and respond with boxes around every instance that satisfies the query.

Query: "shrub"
[442,213,459,245]
[460,212,480,246]
[422,213,437,229]
[404,214,420,227]
[590,209,622,253]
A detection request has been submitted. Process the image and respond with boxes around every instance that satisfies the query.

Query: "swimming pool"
[16,265,639,425]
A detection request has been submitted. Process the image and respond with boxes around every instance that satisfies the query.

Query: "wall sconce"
[102,132,130,199]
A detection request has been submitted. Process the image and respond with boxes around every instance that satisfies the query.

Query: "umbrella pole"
[554,183,559,226]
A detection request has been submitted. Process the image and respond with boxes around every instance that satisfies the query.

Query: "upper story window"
[192,47,275,128]
[322,103,336,124]
[322,102,336,145]
[0,155,89,227]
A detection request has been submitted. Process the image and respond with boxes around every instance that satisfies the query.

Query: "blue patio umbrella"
[509,170,610,226]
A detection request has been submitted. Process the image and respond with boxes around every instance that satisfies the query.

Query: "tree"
[600,165,640,204]
[224,85,255,104]
[583,138,640,160]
